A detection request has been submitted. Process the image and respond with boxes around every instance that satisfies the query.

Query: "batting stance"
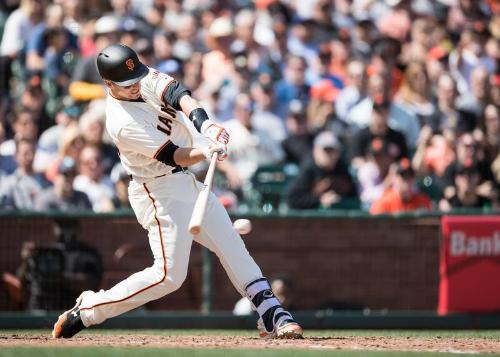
[52,44,303,339]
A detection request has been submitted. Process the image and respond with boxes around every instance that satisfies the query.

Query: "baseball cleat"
[52,295,86,338]
[276,321,304,339]
[257,316,304,339]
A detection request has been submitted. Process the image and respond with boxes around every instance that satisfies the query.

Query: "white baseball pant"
[79,171,262,326]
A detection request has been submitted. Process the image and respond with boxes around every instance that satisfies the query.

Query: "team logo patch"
[263,290,274,298]
[126,58,135,71]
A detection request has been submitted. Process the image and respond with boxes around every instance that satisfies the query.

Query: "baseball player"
[52,44,303,339]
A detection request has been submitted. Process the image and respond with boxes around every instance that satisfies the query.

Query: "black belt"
[129,167,186,180]
[171,166,186,174]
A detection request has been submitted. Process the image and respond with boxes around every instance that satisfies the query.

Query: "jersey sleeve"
[117,121,172,159]
[141,69,176,107]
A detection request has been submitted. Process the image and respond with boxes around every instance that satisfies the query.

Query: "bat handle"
[188,152,218,235]
[209,151,218,168]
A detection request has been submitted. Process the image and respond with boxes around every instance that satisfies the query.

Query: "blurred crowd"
[0,0,498,214]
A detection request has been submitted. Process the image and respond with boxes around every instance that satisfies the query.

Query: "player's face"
[107,81,142,100]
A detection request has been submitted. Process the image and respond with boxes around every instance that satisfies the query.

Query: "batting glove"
[201,120,229,145]
[202,142,228,161]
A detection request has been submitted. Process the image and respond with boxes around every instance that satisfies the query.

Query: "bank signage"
[450,230,500,257]
[438,215,500,314]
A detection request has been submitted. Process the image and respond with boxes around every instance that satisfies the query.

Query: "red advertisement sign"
[438,215,500,315]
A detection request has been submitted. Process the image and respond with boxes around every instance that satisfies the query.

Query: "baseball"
[233,219,252,235]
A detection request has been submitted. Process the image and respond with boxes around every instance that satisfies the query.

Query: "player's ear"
[103,80,113,88]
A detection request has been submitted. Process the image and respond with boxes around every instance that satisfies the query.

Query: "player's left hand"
[201,121,229,145]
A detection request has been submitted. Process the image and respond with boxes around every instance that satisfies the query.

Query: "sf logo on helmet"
[126,59,135,71]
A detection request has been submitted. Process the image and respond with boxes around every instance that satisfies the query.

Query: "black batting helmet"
[96,44,149,86]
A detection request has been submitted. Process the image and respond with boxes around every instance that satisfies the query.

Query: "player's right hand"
[202,142,228,161]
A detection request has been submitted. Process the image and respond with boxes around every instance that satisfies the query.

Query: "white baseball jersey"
[106,68,193,182]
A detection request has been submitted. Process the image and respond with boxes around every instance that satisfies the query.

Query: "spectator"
[350,97,408,169]
[450,30,495,96]
[173,13,205,55]
[60,0,90,37]
[455,65,492,120]
[391,61,433,148]
[110,163,131,211]
[73,145,115,212]
[79,99,118,174]
[33,99,81,173]
[346,72,388,129]
[424,73,465,138]
[370,158,433,215]
[281,100,314,165]
[201,16,239,121]
[52,218,103,309]
[0,0,46,59]
[142,0,167,30]
[132,36,156,68]
[447,0,491,35]
[490,73,500,107]
[307,80,340,135]
[34,156,92,212]
[335,59,367,123]
[367,37,403,97]
[376,0,412,42]
[232,8,268,75]
[0,153,16,183]
[326,38,350,85]
[287,19,319,71]
[218,93,284,196]
[411,125,455,201]
[357,137,398,209]
[25,3,79,79]
[492,152,500,190]
[307,41,343,89]
[401,18,434,64]
[351,19,376,58]
[288,130,356,210]
[45,123,85,182]
[442,132,495,203]
[425,42,452,90]
[476,104,500,168]
[110,0,153,41]
[0,108,38,156]
[68,15,120,102]
[0,118,16,177]
[249,80,286,143]
[273,55,310,119]
[307,47,349,137]
[271,276,296,311]
[0,138,49,210]
[19,81,51,133]
[439,159,495,212]
[18,218,103,310]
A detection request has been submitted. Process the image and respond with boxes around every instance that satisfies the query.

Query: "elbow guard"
[154,141,179,166]
[162,80,191,110]
[189,108,210,133]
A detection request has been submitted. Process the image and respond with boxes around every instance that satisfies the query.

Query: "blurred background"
[0,0,499,327]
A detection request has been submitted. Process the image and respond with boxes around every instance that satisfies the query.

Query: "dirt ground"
[1,334,500,354]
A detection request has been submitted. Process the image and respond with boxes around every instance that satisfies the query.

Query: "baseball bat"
[188,152,218,235]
